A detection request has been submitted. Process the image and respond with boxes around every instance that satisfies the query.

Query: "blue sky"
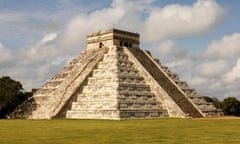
[0,0,240,99]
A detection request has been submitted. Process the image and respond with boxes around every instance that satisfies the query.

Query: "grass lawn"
[0,118,240,144]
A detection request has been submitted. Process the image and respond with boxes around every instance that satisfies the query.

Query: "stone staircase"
[66,47,168,119]
[154,56,223,116]
[11,48,108,119]
[11,29,223,119]
[130,48,222,117]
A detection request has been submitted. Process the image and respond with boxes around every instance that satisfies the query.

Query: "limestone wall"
[124,47,186,118]
[67,46,168,119]
[127,47,204,118]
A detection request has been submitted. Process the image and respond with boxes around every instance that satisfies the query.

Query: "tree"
[221,97,240,116]
[0,76,33,118]
[211,97,222,109]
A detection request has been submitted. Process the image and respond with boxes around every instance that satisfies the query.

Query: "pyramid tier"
[119,110,168,118]
[141,50,222,117]
[66,47,168,119]
[11,29,223,119]
[66,110,120,119]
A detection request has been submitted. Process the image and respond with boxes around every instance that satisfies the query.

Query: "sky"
[0,0,239,100]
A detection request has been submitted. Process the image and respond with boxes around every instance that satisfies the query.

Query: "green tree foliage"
[221,97,240,116]
[209,96,240,116]
[0,76,33,118]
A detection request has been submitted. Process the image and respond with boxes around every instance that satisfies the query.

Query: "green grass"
[0,118,240,144]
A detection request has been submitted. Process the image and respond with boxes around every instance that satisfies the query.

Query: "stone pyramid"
[11,29,223,119]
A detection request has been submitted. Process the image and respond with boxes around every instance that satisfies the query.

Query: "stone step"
[92,68,118,76]
[82,85,118,93]
[181,87,197,95]
[154,58,161,65]
[119,110,169,118]
[119,91,155,96]
[62,66,74,72]
[118,76,145,84]
[118,104,162,109]
[118,68,138,75]
[67,109,168,119]
[76,92,156,101]
[34,88,55,95]
[87,77,118,85]
[76,95,157,102]
[119,82,149,87]
[52,73,68,80]
[118,83,151,92]
[97,60,118,66]
[119,107,163,111]
[102,52,128,60]
[118,95,157,101]
[201,109,224,117]
[190,97,212,105]
[167,73,180,80]
[43,81,62,89]
[77,95,118,101]
[92,67,138,75]
[66,110,120,119]
[160,65,170,73]
[118,74,144,79]
[32,96,50,105]
[174,80,188,87]
[71,102,118,110]
[186,93,198,97]
[118,59,134,66]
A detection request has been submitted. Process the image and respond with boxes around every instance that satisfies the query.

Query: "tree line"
[207,97,240,116]
[0,76,239,118]
[0,76,35,118]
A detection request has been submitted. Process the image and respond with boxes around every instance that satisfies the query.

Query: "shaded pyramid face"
[11,29,223,119]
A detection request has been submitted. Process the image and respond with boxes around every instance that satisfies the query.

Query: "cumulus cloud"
[0,43,13,67]
[59,0,153,49]
[151,40,187,62]
[40,33,58,44]
[197,60,229,77]
[2,0,239,100]
[60,7,124,49]
[205,33,240,58]
[143,0,225,42]
[190,76,207,86]
[224,58,240,83]
[149,32,240,99]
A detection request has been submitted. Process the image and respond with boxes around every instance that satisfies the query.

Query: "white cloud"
[59,6,124,49]
[59,0,153,49]
[224,58,240,83]
[0,43,13,67]
[143,0,225,42]
[205,33,240,58]
[198,60,228,77]
[190,76,207,86]
[151,40,187,62]
[40,33,58,44]
[1,0,239,100]
[149,32,240,99]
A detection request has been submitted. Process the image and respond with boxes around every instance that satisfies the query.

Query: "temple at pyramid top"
[11,29,223,119]
[86,29,140,50]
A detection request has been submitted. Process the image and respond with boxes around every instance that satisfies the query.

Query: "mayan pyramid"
[11,29,223,119]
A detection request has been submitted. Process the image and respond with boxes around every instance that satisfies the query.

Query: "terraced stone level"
[11,29,222,119]
[66,47,168,119]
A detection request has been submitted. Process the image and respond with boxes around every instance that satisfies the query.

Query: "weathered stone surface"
[66,46,167,119]
[11,29,223,119]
